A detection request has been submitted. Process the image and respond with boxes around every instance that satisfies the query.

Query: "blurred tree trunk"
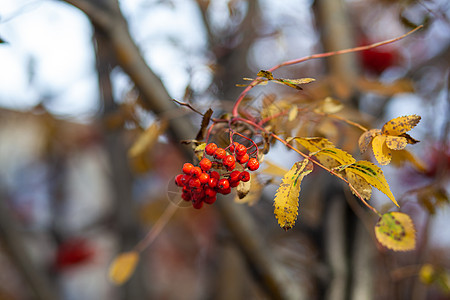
[198,0,261,102]
[313,1,375,300]
[63,0,306,299]
[93,25,148,299]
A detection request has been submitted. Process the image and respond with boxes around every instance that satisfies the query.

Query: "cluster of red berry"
[175,142,260,209]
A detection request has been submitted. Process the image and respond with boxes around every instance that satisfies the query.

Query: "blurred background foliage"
[0,0,449,299]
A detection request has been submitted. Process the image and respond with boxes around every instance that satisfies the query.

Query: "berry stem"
[232,116,380,215]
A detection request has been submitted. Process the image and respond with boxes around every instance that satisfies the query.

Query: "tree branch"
[62,0,304,298]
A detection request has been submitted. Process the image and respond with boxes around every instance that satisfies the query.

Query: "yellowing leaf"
[385,136,408,150]
[358,129,381,154]
[128,123,162,158]
[419,264,450,293]
[374,212,416,251]
[346,161,398,207]
[314,97,344,114]
[273,159,313,230]
[257,70,274,80]
[261,160,289,177]
[288,105,298,121]
[381,150,426,172]
[382,115,421,136]
[256,70,315,90]
[419,264,435,284]
[194,143,206,161]
[109,251,140,285]
[295,137,356,167]
[372,135,392,165]
[346,170,372,201]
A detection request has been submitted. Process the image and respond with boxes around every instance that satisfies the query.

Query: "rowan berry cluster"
[175,142,260,209]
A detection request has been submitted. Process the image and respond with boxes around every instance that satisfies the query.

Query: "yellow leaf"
[419,264,435,284]
[128,123,161,158]
[346,170,372,201]
[346,160,398,207]
[257,70,274,80]
[261,160,289,177]
[374,212,416,251]
[194,143,206,161]
[419,264,450,293]
[273,159,313,230]
[391,149,427,172]
[372,135,392,165]
[288,105,298,121]
[109,251,140,285]
[358,129,381,154]
[385,135,407,150]
[295,137,356,167]
[381,115,421,136]
[256,70,315,90]
[314,97,344,114]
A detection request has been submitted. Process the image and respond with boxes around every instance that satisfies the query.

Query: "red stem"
[231,25,423,117]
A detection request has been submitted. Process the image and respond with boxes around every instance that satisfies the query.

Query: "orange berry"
[182,163,194,174]
[205,143,218,155]
[247,158,259,171]
[214,148,226,160]
[199,158,212,171]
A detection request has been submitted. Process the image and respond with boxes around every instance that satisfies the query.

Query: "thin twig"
[172,99,204,116]
[232,25,423,117]
[134,201,180,252]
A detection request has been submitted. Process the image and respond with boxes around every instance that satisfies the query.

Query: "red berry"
[190,166,202,177]
[210,171,220,180]
[230,180,240,188]
[217,186,231,195]
[237,153,249,164]
[182,163,194,174]
[205,188,217,198]
[192,199,204,209]
[181,191,191,201]
[217,178,230,190]
[239,171,250,182]
[205,143,218,155]
[214,148,226,160]
[189,178,201,189]
[208,177,218,188]
[236,144,247,156]
[180,175,191,186]
[226,163,236,171]
[175,174,184,186]
[223,155,235,167]
[199,158,212,171]
[247,158,259,171]
[229,171,241,182]
[199,172,210,184]
[204,195,216,204]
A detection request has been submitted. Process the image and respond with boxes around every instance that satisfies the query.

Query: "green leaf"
[346,160,398,207]
[273,159,313,230]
